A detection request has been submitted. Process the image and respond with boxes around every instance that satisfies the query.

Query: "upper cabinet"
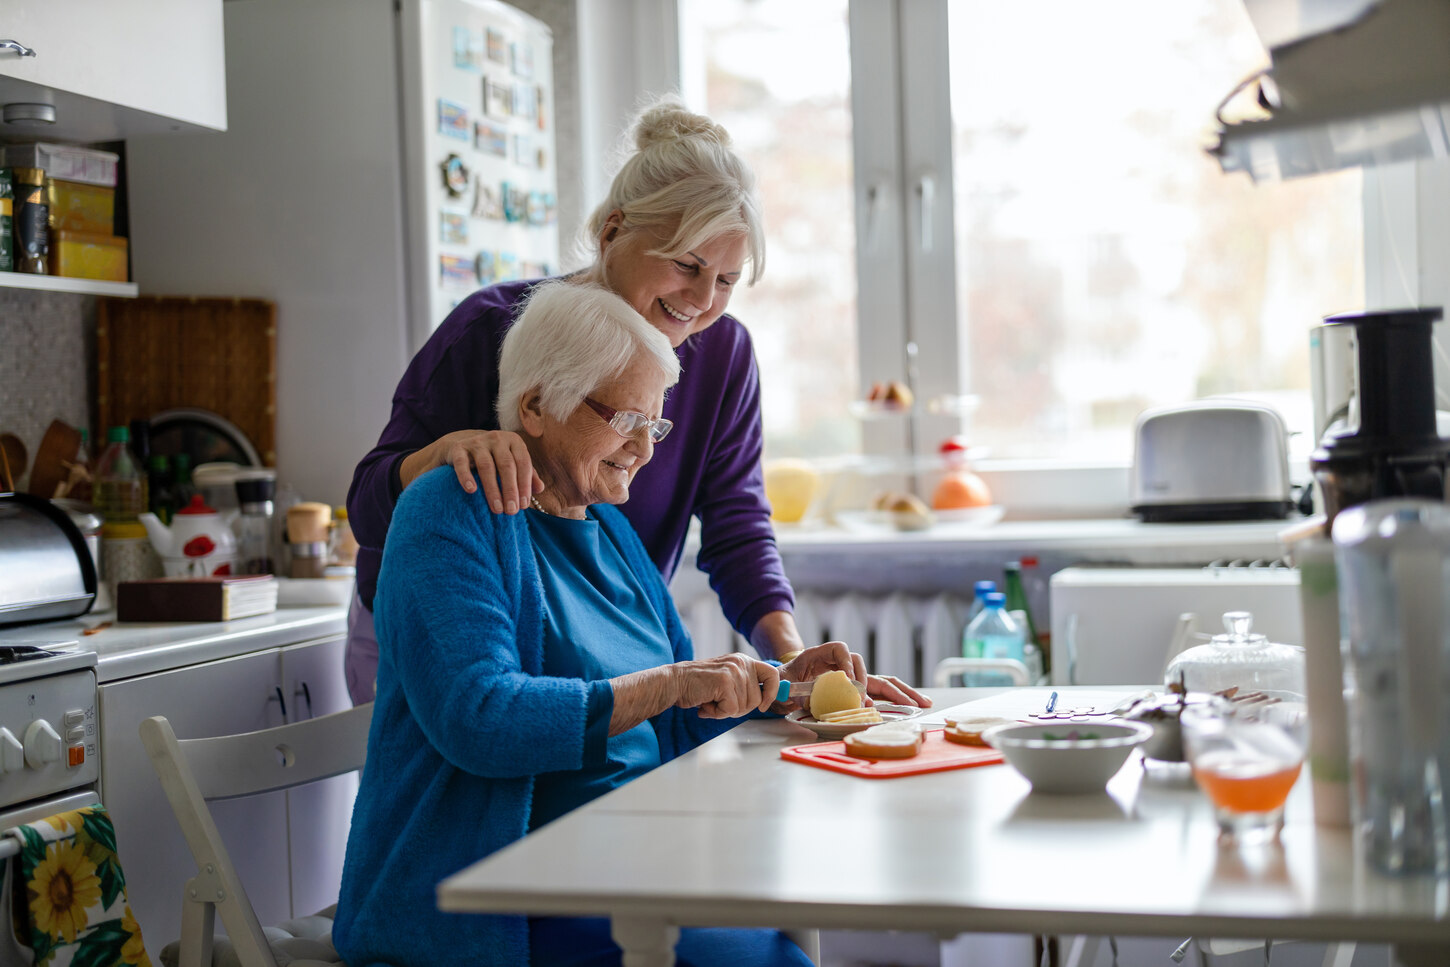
[0,0,226,142]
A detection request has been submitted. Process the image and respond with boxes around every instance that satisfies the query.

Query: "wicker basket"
[96,296,277,466]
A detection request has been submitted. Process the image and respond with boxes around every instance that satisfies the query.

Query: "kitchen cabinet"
[98,633,354,956]
[0,0,226,142]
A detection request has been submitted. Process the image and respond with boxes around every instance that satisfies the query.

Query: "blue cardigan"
[333,468,739,966]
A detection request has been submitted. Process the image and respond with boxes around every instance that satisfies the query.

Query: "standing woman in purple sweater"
[346,97,927,709]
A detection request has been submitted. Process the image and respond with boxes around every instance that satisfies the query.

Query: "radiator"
[678,590,974,688]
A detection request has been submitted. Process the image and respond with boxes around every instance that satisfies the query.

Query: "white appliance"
[126,0,559,506]
[0,644,101,956]
[1049,565,1304,686]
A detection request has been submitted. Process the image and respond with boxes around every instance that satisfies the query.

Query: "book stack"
[116,575,279,623]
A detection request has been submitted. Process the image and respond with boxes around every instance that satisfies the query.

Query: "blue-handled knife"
[774,678,868,704]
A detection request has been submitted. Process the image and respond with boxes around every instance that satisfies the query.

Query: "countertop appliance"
[0,493,98,627]
[1130,400,1293,522]
[1049,564,1303,686]
[125,0,559,506]
[1310,307,1450,527]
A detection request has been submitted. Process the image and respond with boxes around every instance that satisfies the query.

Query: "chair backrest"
[140,703,373,967]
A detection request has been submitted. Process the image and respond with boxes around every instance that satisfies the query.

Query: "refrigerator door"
[399,0,560,348]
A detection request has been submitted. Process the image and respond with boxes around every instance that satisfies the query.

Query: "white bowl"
[983,720,1154,794]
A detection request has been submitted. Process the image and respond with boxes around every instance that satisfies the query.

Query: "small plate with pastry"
[785,703,922,740]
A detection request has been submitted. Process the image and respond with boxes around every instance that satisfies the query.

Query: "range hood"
[1210,0,1450,182]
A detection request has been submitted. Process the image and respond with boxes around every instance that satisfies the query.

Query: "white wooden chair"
[140,703,373,967]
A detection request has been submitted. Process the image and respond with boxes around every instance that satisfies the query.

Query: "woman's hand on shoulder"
[401,429,542,514]
[670,654,781,719]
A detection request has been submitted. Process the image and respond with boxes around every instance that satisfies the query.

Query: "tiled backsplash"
[0,289,95,486]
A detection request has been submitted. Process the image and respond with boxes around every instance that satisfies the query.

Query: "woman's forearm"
[608,665,680,736]
[749,610,805,660]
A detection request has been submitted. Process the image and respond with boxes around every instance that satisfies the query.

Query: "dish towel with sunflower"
[6,804,152,967]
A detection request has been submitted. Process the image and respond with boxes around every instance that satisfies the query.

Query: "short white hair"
[581,95,765,285]
[496,281,681,433]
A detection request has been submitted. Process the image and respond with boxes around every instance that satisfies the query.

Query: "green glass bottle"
[1002,561,1046,676]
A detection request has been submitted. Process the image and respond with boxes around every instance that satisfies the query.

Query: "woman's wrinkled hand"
[406,429,542,514]
[671,653,781,719]
[776,641,866,711]
[865,673,932,709]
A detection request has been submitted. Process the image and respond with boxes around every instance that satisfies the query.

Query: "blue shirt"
[526,507,675,829]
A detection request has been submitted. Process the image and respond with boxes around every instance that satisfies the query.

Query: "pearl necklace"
[530,494,585,520]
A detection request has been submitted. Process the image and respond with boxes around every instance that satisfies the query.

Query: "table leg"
[610,915,680,967]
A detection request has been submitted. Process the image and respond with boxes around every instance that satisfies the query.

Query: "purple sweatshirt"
[347,278,794,639]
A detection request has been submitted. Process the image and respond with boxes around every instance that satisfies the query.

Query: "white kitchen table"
[437,687,1450,966]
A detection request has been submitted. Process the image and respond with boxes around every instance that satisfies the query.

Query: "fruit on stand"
[763,458,821,523]
[932,470,991,509]
[866,379,914,409]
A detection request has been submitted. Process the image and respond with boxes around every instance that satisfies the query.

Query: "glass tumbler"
[1182,701,1307,844]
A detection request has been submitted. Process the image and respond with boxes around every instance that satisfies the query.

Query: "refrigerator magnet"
[437,99,470,141]
[511,42,534,79]
[486,28,508,64]
[475,121,509,158]
[440,154,471,198]
[499,251,519,282]
[485,79,512,119]
[512,134,535,168]
[475,250,496,285]
[439,211,468,245]
[512,82,537,122]
[502,182,528,223]
[439,254,475,288]
[453,27,483,71]
[472,178,504,220]
[526,191,547,226]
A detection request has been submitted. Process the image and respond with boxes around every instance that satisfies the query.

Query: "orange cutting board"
[781,728,1004,778]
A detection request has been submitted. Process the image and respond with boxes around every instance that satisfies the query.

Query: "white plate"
[785,703,921,740]
[931,505,1006,527]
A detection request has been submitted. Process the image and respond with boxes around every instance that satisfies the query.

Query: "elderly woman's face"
[600,226,747,348]
[535,355,671,509]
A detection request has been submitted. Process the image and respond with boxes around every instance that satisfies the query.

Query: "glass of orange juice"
[1181,700,1308,844]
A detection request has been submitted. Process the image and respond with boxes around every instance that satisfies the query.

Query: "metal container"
[1130,400,1293,522]
[0,492,97,626]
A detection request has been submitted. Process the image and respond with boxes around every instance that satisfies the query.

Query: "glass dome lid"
[1164,610,1305,698]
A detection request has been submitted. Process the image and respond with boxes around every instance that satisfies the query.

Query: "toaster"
[0,492,98,626]
[1130,400,1293,522]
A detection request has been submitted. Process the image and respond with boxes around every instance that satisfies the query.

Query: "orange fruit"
[931,470,991,509]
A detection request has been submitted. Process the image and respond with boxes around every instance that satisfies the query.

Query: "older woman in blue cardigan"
[335,281,855,967]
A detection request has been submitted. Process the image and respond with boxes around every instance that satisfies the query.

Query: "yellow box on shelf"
[49,178,115,234]
[49,230,128,282]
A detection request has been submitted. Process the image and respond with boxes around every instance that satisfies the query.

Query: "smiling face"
[597,218,748,348]
[522,354,671,516]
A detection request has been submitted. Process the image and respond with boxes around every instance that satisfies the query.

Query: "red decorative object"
[183,534,216,558]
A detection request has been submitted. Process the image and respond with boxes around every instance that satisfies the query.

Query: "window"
[681,0,860,460]
[682,0,1364,485]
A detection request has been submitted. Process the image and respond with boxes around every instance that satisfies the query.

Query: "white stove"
[0,641,99,814]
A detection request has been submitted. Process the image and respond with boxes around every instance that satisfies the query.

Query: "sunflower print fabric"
[10,805,152,967]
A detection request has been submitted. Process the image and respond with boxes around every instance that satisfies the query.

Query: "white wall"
[127,0,419,507]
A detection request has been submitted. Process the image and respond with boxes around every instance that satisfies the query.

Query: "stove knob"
[23,719,61,769]
[0,728,22,774]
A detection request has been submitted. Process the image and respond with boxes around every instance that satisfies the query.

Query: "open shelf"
[0,270,138,298]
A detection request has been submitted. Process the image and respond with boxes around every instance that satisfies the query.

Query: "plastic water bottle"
[961,580,997,657]
[962,592,1025,663]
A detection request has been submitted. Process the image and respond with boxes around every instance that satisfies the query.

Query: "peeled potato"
[809,669,863,720]
[764,458,821,523]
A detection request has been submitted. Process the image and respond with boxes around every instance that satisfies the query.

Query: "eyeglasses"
[583,397,673,443]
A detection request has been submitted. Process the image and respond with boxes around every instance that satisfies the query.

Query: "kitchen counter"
[0,605,348,683]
